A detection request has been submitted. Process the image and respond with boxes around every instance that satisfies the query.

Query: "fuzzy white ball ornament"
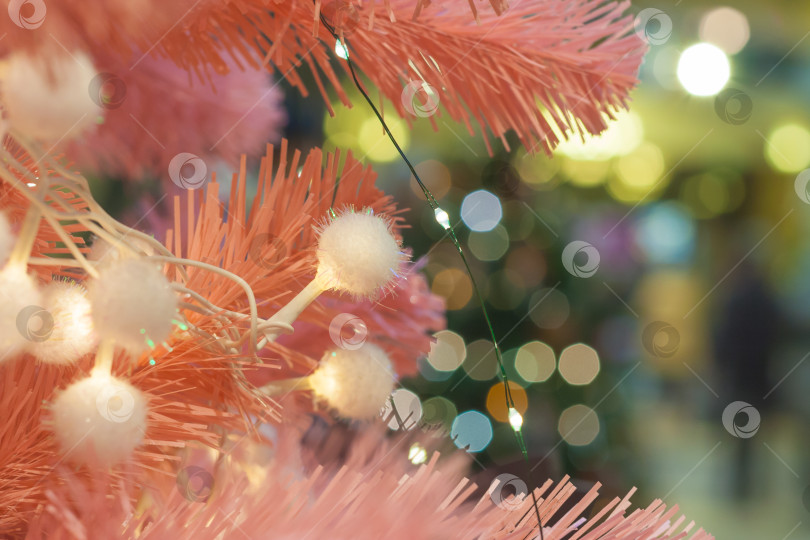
[88,258,177,354]
[51,372,148,466]
[0,212,13,267]
[30,280,96,364]
[0,51,102,141]
[0,264,42,358]
[315,209,404,298]
[309,343,395,420]
[87,238,123,268]
[88,236,156,269]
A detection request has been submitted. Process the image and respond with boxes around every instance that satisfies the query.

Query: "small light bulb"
[335,40,349,59]
[434,207,450,230]
[508,407,523,431]
[408,443,427,465]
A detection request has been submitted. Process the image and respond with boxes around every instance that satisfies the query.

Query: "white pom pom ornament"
[88,258,177,354]
[30,280,96,364]
[0,51,102,141]
[315,209,403,298]
[262,209,406,344]
[309,344,395,420]
[51,372,148,466]
[0,264,42,358]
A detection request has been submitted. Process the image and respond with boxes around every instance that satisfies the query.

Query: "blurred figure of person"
[712,258,780,501]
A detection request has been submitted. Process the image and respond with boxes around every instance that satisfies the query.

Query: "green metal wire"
[317,16,545,538]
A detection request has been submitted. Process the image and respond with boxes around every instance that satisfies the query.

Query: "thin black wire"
[317,14,545,539]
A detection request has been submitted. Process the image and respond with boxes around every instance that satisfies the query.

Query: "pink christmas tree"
[0,1,712,538]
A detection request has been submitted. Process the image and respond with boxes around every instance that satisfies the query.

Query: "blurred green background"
[301,2,810,537]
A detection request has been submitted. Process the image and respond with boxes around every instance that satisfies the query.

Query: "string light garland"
[317,14,545,538]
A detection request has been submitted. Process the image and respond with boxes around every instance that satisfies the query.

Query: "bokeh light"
[486,381,528,423]
[679,171,745,219]
[462,339,499,381]
[634,202,696,265]
[558,404,600,446]
[607,142,666,203]
[417,356,453,382]
[410,160,452,200]
[431,268,473,310]
[699,7,750,55]
[358,116,410,162]
[427,330,466,372]
[556,111,644,161]
[677,43,730,97]
[468,225,509,261]
[562,159,610,187]
[451,410,493,452]
[514,341,556,383]
[420,396,457,434]
[528,288,570,329]
[558,343,600,385]
[461,190,502,232]
[764,123,810,173]
[382,389,422,430]
[514,150,562,190]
